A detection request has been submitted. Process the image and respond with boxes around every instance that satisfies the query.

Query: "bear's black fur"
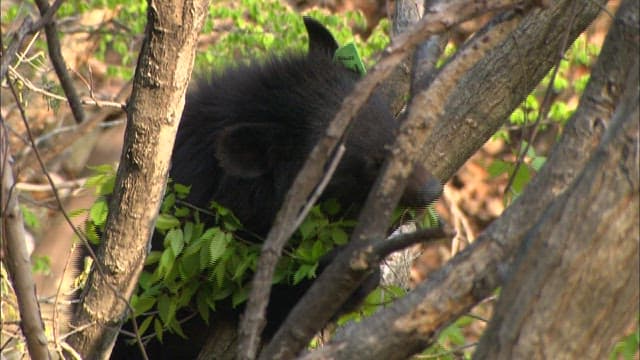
[110,17,442,359]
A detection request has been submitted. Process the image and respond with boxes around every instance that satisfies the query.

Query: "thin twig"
[292,144,346,231]
[0,16,34,81]
[15,178,86,192]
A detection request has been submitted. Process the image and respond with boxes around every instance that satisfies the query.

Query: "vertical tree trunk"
[66,0,209,358]
[474,61,639,359]
[474,2,640,356]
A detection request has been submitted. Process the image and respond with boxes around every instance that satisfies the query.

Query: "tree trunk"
[66,0,209,358]
[474,49,639,359]
[473,2,640,356]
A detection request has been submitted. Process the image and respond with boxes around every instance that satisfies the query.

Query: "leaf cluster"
[197,0,388,71]
[81,165,356,341]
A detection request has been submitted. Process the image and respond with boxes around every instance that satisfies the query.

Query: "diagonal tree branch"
[253,2,532,359]
[299,1,631,358]
[33,0,86,124]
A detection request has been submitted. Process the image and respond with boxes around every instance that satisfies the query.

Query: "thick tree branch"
[474,46,639,358]
[420,0,607,181]
[297,1,632,358]
[66,1,209,358]
[255,2,531,359]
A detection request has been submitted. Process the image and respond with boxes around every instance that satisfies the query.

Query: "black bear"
[111,17,441,359]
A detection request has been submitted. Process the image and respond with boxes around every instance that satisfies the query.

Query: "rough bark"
[265,0,606,357]
[256,3,530,359]
[296,0,632,358]
[474,51,639,359]
[66,0,209,359]
[1,126,50,360]
[421,0,606,181]
[240,2,528,359]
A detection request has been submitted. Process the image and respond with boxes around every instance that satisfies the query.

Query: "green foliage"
[198,0,387,71]
[492,33,601,203]
[31,255,51,275]
[133,189,355,340]
[509,94,539,126]
[20,205,40,230]
[82,164,117,244]
[498,31,595,194]
[609,322,639,360]
[504,33,600,133]
[336,285,407,326]
[82,164,355,341]
[392,204,440,230]
[418,316,476,359]
[488,142,546,202]
[437,42,458,68]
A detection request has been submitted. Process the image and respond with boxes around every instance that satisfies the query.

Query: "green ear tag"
[333,42,366,76]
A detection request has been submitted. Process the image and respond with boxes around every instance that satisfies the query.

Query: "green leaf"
[183,236,203,257]
[173,183,191,199]
[133,295,156,317]
[166,229,184,256]
[137,271,153,289]
[531,156,547,172]
[156,214,180,231]
[322,198,341,216]
[137,315,154,338]
[311,240,325,260]
[169,317,187,338]
[293,263,317,285]
[158,249,175,278]
[196,291,211,324]
[154,318,164,343]
[509,108,525,125]
[575,74,590,93]
[209,231,229,263]
[178,252,199,279]
[21,205,40,229]
[68,207,88,219]
[511,164,532,194]
[553,76,568,91]
[331,227,349,245]
[89,198,109,226]
[157,294,171,325]
[31,256,51,275]
[487,160,512,178]
[298,218,316,240]
[213,261,226,289]
[438,321,465,346]
[232,255,253,281]
[210,286,232,302]
[161,193,176,213]
[174,206,190,218]
[183,222,194,245]
[145,251,162,266]
[85,221,101,245]
[97,175,116,196]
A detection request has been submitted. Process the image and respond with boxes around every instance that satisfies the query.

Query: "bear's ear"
[303,16,339,57]
[215,123,280,178]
